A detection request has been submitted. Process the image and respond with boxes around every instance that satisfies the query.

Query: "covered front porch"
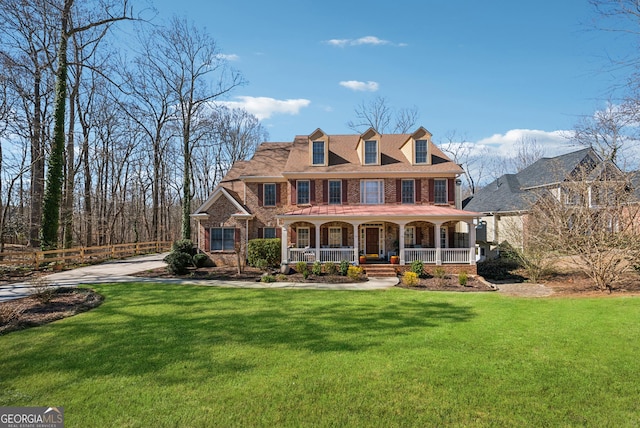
[277,205,478,266]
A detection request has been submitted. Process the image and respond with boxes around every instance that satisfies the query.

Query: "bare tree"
[347,96,418,134]
[527,166,640,292]
[440,131,489,196]
[141,16,244,240]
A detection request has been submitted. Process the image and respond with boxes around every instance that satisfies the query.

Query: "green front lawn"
[1,284,639,427]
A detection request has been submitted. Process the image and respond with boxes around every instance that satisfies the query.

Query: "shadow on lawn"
[0,284,476,383]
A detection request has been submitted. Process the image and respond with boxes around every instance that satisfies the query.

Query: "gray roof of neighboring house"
[463,148,602,214]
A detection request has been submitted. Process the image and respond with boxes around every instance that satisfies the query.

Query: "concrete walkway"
[0,253,398,302]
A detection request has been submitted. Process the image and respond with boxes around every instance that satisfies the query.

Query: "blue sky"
[150,0,629,159]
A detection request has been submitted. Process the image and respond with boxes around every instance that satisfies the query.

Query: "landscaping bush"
[458,271,468,286]
[477,257,523,281]
[312,260,323,276]
[193,253,210,268]
[410,260,424,277]
[339,260,350,276]
[172,239,195,256]
[325,261,337,276]
[261,274,275,283]
[275,274,287,281]
[433,267,446,279]
[295,261,308,275]
[247,238,281,268]
[347,266,364,280]
[164,251,193,275]
[402,271,419,286]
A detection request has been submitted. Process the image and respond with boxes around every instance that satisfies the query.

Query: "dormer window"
[364,140,378,165]
[312,141,325,165]
[415,140,428,164]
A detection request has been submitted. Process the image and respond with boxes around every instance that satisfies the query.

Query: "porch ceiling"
[278,204,479,222]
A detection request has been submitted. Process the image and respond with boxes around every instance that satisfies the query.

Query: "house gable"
[192,187,251,218]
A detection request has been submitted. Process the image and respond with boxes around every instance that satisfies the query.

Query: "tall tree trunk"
[182,123,191,240]
[29,72,44,248]
[83,130,92,246]
[41,0,72,250]
[62,63,78,248]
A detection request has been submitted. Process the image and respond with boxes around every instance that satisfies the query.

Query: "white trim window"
[415,140,428,164]
[404,226,416,247]
[364,140,378,165]
[263,227,277,239]
[434,179,447,204]
[297,180,310,205]
[329,227,342,247]
[329,180,342,204]
[402,179,415,204]
[312,141,325,165]
[211,227,235,251]
[297,227,310,248]
[360,179,384,204]
[263,183,276,207]
[440,226,448,249]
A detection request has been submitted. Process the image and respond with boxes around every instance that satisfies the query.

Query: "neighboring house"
[463,147,627,259]
[192,127,479,272]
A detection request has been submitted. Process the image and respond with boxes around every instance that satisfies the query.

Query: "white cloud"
[217,96,311,120]
[339,80,379,92]
[476,129,570,157]
[326,35,404,47]
[217,53,239,61]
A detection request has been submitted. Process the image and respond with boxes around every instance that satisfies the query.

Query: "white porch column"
[314,221,322,262]
[398,222,406,265]
[434,221,443,265]
[281,223,289,263]
[351,222,361,265]
[468,220,476,265]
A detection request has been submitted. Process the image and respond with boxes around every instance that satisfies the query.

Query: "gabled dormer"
[356,127,381,166]
[308,128,329,166]
[401,127,433,165]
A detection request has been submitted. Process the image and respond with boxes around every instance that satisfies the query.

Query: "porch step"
[362,264,398,278]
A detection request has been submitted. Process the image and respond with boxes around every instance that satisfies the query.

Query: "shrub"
[433,267,446,279]
[339,260,350,276]
[402,271,419,286]
[459,271,469,286]
[312,260,323,276]
[30,276,55,303]
[303,270,310,280]
[325,261,337,276]
[164,251,192,275]
[247,238,281,268]
[275,274,287,281]
[172,239,195,256]
[410,260,424,277]
[254,259,268,272]
[261,274,275,283]
[347,266,364,280]
[477,257,522,281]
[295,261,308,275]
[193,253,210,268]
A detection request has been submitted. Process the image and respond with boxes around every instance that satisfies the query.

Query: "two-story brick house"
[192,127,479,272]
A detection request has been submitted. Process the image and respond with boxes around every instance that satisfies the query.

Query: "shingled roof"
[464,148,604,213]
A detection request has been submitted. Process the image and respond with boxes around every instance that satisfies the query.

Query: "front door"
[365,227,379,256]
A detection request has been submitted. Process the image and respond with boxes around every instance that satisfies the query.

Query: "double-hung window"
[415,140,428,164]
[312,141,325,165]
[263,227,277,239]
[297,227,310,248]
[329,180,342,204]
[434,179,447,204]
[297,180,310,205]
[401,179,415,204]
[211,228,235,251]
[328,227,342,247]
[360,179,384,204]
[364,140,378,165]
[404,226,416,247]
[263,183,276,206]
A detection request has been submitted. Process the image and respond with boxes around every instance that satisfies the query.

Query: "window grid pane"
[364,140,377,164]
[329,180,341,204]
[264,183,276,206]
[434,179,447,204]
[211,228,235,251]
[297,180,310,205]
[361,179,383,204]
[415,140,428,163]
[329,227,342,247]
[402,180,414,204]
[297,228,310,247]
[312,141,325,165]
[264,227,276,239]
[404,227,415,246]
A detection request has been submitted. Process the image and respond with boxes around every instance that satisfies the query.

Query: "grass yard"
[1,283,639,427]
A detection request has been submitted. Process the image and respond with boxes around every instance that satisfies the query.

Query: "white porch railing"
[403,248,471,264]
[287,248,356,263]
[404,249,437,264]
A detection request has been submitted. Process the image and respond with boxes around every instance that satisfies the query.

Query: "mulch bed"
[397,276,496,292]
[0,288,103,335]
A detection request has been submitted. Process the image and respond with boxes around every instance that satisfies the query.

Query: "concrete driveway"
[0,253,398,302]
